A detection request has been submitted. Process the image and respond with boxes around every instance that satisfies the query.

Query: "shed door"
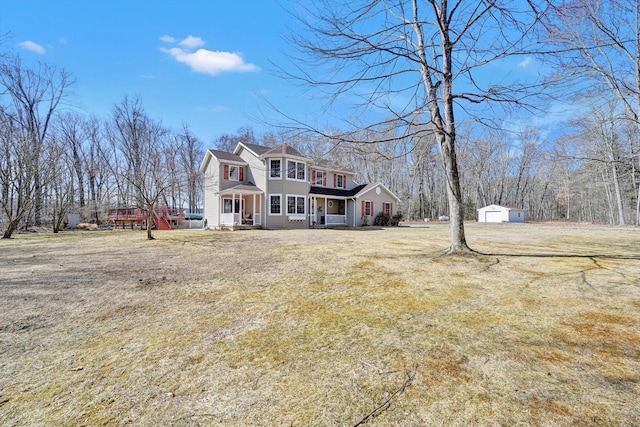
[485,211,502,222]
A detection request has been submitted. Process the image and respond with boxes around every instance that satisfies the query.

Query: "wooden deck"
[107,207,186,230]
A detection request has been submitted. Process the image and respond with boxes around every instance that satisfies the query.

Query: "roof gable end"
[234,142,271,157]
[355,183,401,202]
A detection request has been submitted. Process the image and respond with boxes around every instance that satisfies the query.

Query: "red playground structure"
[107,207,186,230]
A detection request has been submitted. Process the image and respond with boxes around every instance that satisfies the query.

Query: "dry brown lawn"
[1,223,639,426]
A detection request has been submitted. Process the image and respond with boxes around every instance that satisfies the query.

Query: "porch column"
[253,193,256,223]
[324,198,328,225]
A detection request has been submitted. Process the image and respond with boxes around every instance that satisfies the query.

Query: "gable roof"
[478,204,524,211]
[235,142,271,156]
[208,149,246,163]
[199,149,247,172]
[219,182,263,196]
[354,183,401,202]
[310,182,400,202]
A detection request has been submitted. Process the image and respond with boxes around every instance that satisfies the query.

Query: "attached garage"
[477,204,525,223]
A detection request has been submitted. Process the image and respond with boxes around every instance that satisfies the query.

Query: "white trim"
[355,183,401,202]
[363,200,373,216]
[286,194,306,215]
[286,160,307,182]
[313,170,325,186]
[268,158,282,180]
[268,193,282,216]
[228,165,240,181]
[234,141,260,157]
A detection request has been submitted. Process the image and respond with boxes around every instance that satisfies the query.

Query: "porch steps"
[153,212,172,230]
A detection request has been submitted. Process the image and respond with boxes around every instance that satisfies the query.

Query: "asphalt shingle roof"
[309,184,367,197]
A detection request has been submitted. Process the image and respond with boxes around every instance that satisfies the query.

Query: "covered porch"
[309,196,349,227]
[219,184,263,228]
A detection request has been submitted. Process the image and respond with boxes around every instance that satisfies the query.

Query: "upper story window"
[270,159,281,179]
[287,160,306,181]
[335,174,346,189]
[224,164,243,181]
[314,170,326,186]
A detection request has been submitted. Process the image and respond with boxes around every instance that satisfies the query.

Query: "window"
[314,170,325,186]
[223,198,241,214]
[363,200,373,216]
[287,195,306,214]
[270,159,281,179]
[335,174,346,188]
[382,202,393,215]
[223,199,233,213]
[269,194,281,215]
[224,164,243,181]
[287,160,306,181]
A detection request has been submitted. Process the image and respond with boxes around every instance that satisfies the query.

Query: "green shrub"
[374,212,390,226]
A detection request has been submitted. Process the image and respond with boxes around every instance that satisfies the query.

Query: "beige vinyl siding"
[237,147,266,189]
[357,187,398,225]
[265,160,309,229]
[202,158,221,227]
[219,163,246,192]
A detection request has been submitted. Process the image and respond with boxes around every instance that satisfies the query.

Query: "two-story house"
[199,142,400,229]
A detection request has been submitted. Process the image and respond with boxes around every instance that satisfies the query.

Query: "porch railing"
[325,214,347,225]
[221,212,262,226]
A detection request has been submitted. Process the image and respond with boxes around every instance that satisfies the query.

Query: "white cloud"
[518,56,532,68]
[160,35,259,76]
[58,38,67,44]
[162,48,259,76]
[160,35,177,43]
[178,35,205,49]
[17,40,46,54]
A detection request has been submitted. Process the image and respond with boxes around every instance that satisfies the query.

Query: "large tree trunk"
[146,208,155,240]
[440,133,469,253]
[413,0,470,253]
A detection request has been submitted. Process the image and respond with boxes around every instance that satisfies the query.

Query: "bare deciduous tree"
[286,0,546,253]
[543,0,640,223]
[178,124,205,214]
[106,96,172,240]
[0,55,73,238]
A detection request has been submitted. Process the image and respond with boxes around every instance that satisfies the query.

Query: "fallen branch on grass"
[352,364,418,426]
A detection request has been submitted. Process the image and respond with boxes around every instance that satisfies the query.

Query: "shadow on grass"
[323,226,385,231]
[475,251,640,261]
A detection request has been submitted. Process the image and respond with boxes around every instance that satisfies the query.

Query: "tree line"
[0,52,204,238]
[3,0,640,242]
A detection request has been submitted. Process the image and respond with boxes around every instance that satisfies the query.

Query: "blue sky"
[1,0,305,143]
[2,1,580,147]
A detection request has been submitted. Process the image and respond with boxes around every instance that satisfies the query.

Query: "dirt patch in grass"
[1,224,639,426]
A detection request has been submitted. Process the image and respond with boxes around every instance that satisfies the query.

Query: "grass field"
[1,223,639,426]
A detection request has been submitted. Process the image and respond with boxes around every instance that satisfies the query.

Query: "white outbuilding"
[477,204,525,223]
